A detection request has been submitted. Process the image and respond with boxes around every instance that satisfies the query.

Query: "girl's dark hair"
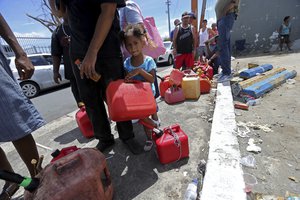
[119,24,146,44]
[283,16,290,22]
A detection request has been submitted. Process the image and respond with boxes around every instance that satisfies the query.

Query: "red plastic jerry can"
[169,69,184,86]
[200,78,211,94]
[159,75,171,98]
[75,107,94,138]
[155,124,189,164]
[50,146,80,163]
[201,64,213,80]
[164,86,185,104]
[106,79,156,122]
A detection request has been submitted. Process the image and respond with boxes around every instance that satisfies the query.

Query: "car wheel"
[20,81,40,98]
[167,55,173,65]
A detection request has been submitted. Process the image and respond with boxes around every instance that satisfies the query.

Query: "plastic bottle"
[184,179,198,200]
[246,98,261,106]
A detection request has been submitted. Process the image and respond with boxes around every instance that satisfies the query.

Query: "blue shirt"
[281,23,291,35]
[124,56,157,96]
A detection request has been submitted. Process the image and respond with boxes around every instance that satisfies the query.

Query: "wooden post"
[191,0,198,32]
[199,0,207,32]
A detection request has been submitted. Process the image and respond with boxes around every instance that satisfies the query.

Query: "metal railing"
[0,36,51,57]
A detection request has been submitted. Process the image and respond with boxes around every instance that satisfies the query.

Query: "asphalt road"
[31,64,172,123]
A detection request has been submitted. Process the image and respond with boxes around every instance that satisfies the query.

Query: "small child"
[279,16,292,51]
[120,24,160,151]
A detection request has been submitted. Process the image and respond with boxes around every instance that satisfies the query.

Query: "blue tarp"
[239,64,273,79]
[242,70,297,98]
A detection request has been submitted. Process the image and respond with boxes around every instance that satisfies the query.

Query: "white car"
[156,41,174,66]
[8,53,69,98]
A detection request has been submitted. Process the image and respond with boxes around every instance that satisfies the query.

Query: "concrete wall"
[231,0,300,54]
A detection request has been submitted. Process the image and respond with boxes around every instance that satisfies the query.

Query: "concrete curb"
[201,82,246,200]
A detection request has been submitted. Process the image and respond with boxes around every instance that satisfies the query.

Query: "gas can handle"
[55,155,82,175]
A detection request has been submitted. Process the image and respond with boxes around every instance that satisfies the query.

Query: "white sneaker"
[144,140,153,151]
[152,119,161,127]
[131,119,139,124]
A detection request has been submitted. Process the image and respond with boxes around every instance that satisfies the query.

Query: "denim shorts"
[0,51,45,142]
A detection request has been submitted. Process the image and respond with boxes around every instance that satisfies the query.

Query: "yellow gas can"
[181,76,200,100]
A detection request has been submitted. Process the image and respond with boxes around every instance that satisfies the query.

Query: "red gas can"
[159,75,171,98]
[200,78,211,94]
[169,69,184,86]
[182,69,197,76]
[106,79,156,122]
[24,148,113,200]
[200,64,213,80]
[75,107,94,138]
[164,86,185,104]
[50,146,80,163]
[155,124,189,164]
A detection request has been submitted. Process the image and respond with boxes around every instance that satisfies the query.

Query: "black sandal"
[0,183,20,200]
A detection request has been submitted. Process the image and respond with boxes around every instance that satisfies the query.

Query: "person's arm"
[205,42,212,55]
[172,27,179,56]
[51,29,62,83]
[52,56,62,83]
[125,68,155,83]
[191,26,197,55]
[0,13,34,80]
[79,3,117,79]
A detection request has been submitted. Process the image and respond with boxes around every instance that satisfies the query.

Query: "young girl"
[120,24,160,151]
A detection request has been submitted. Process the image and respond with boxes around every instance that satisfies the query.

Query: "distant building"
[231,0,300,54]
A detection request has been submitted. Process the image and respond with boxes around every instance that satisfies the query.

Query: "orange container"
[200,78,211,94]
[75,107,94,138]
[106,79,156,122]
[169,69,184,86]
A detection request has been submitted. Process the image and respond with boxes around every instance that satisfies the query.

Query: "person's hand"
[80,53,97,80]
[173,48,177,56]
[53,72,62,84]
[125,68,141,81]
[15,54,34,80]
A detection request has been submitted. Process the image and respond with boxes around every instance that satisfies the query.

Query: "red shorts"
[175,53,194,70]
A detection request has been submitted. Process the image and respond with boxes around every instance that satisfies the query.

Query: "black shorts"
[280,35,290,43]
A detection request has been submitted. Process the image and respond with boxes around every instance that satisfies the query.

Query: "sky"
[0,0,217,38]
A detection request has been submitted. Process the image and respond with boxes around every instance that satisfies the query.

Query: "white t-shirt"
[199,28,209,47]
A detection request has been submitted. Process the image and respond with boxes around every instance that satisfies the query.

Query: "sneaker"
[131,119,139,124]
[217,74,233,83]
[152,119,161,127]
[144,140,153,151]
[96,139,115,152]
[123,138,144,155]
[213,72,223,79]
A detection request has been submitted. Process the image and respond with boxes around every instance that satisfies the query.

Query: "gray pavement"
[1,67,214,200]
